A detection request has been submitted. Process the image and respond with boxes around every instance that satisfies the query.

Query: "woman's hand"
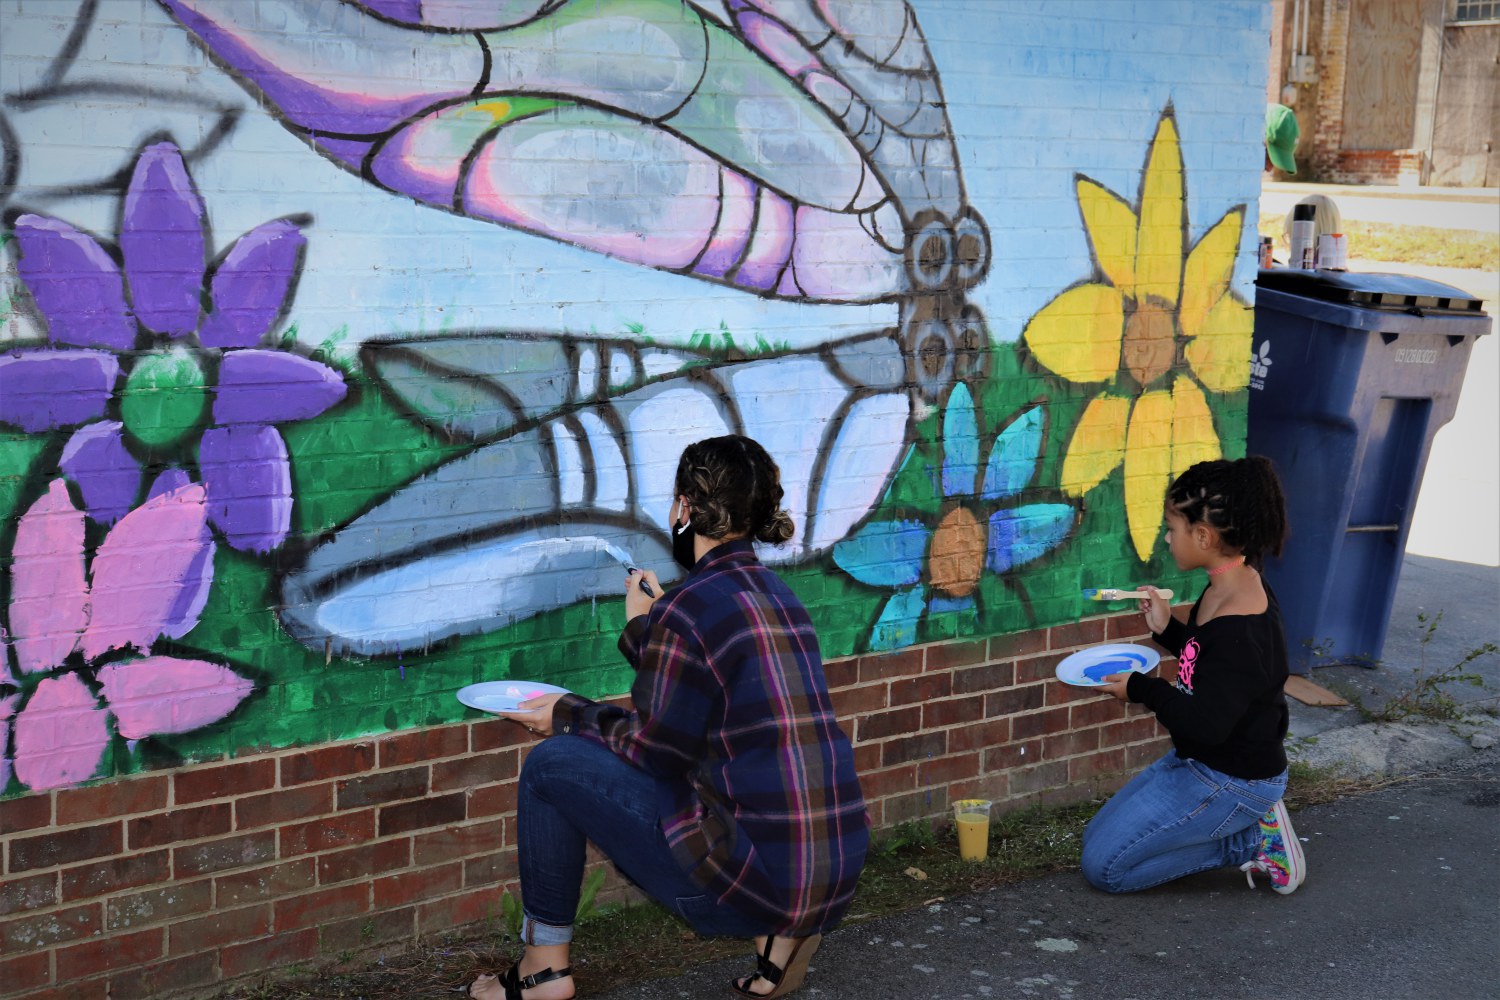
[1098,672,1133,702]
[625,569,662,621]
[506,692,565,738]
[1137,584,1172,634]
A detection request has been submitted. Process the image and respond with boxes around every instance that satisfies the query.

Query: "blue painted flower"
[834,384,1076,651]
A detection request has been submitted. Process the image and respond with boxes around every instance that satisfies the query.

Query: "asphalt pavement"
[597,756,1499,1000]
[594,550,1500,1000]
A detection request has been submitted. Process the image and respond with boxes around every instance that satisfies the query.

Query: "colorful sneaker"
[1239,799,1306,894]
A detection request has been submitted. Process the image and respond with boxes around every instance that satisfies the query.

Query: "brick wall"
[1,609,1171,999]
[1308,0,1352,182]
[1319,148,1427,186]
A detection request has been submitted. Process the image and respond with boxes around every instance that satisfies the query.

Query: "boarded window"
[1341,0,1424,150]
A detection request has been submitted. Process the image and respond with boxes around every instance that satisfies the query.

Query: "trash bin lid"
[1256,269,1487,315]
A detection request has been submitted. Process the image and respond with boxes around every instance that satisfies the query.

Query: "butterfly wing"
[280,329,912,655]
[158,0,913,301]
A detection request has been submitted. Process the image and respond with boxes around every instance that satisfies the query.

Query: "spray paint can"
[1288,202,1316,270]
[1259,236,1275,268]
[1317,233,1348,270]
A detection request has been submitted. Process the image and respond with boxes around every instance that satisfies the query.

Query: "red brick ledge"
[0,610,1170,999]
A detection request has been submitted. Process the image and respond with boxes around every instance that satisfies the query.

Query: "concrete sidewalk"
[595,553,1500,1000]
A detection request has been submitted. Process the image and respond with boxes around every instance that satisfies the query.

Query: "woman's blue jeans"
[516,735,772,946]
[1081,749,1287,894]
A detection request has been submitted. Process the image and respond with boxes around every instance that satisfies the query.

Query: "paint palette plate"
[1054,644,1161,687]
[457,681,571,714]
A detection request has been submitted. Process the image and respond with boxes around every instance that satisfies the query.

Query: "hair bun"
[757,508,795,545]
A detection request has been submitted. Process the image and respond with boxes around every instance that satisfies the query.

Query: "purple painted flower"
[0,478,252,791]
[1,140,345,551]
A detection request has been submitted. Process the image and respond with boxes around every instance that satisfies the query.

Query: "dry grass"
[1257,217,1499,271]
[1284,759,1403,810]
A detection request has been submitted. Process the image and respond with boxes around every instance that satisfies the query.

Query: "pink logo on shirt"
[1176,638,1200,693]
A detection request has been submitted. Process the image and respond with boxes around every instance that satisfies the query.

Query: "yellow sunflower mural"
[1023,105,1252,561]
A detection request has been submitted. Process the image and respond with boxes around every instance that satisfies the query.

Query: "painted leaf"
[144,465,216,638]
[981,406,1043,501]
[987,503,1076,575]
[1124,390,1175,561]
[941,382,980,499]
[1022,283,1125,383]
[832,518,929,589]
[82,483,211,661]
[13,674,110,790]
[1077,177,1138,294]
[868,585,927,653]
[120,142,207,338]
[0,350,119,433]
[1171,378,1222,480]
[213,350,347,425]
[98,657,253,739]
[1179,208,1243,339]
[11,479,89,674]
[12,214,135,351]
[1134,112,1184,308]
[199,220,307,348]
[200,425,293,553]
[1060,394,1130,496]
[0,693,17,790]
[60,421,142,526]
[1185,295,1254,393]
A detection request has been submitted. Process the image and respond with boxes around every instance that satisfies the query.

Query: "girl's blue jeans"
[516,735,772,946]
[1081,749,1287,894]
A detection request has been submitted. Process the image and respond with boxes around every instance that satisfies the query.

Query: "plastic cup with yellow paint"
[952,799,993,861]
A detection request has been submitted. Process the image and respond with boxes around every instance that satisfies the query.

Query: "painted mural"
[1022,109,1252,562]
[0,0,1268,792]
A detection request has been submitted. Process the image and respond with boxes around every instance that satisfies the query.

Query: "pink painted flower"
[0,478,252,791]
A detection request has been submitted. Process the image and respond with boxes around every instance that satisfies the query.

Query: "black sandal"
[471,963,574,999]
[729,934,822,998]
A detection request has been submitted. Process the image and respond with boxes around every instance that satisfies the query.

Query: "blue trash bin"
[1247,269,1491,674]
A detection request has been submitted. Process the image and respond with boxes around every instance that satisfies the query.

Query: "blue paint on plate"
[1082,652,1149,683]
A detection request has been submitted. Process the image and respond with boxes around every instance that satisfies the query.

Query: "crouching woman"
[476,435,868,1000]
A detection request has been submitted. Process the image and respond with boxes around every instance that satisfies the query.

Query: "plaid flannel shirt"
[553,539,868,935]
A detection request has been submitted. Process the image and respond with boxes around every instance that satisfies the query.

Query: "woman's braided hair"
[1166,456,1288,568]
[674,435,796,544]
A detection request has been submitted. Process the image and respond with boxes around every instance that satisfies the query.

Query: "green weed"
[1368,611,1496,723]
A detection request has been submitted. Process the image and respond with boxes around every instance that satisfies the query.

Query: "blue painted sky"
[1,0,1270,352]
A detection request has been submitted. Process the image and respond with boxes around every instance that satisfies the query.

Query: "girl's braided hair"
[1166,456,1288,568]
[674,435,796,545]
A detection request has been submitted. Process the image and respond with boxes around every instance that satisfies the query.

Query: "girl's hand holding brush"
[1136,585,1172,633]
